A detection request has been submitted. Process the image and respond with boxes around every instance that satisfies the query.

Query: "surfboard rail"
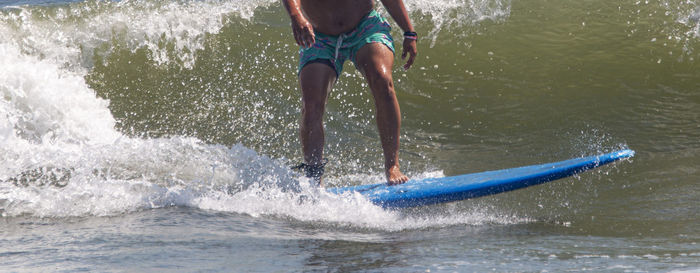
[327,149,635,208]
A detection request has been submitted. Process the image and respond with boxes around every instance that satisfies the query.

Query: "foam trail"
[195,181,530,231]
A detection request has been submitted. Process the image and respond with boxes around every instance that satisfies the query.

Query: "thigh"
[354,43,395,82]
[299,62,337,106]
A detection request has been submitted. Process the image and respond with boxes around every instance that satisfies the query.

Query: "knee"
[372,75,394,91]
[367,73,397,102]
[366,69,394,90]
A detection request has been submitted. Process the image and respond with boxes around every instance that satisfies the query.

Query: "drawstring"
[334,34,345,61]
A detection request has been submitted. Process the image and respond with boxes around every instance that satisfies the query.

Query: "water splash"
[0,0,277,70]
[631,0,700,58]
[404,0,512,47]
[0,43,118,146]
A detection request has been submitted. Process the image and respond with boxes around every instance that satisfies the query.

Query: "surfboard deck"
[327,149,635,208]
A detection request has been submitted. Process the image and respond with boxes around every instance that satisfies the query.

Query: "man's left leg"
[355,43,409,185]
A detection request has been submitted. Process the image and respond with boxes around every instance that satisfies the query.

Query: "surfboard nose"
[612,149,635,159]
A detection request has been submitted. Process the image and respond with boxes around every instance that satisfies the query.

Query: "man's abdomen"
[300,0,373,35]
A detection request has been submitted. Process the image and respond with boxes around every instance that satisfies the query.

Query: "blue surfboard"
[327,149,634,208]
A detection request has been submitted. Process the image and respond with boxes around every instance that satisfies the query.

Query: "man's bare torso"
[299,0,374,35]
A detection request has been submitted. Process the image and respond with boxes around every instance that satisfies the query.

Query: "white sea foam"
[0,136,299,218]
[668,268,700,273]
[687,6,700,38]
[654,0,700,56]
[0,43,119,146]
[403,0,512,46]
[0,0,277,70]
[1,133,526,229]
[195,183,529,231]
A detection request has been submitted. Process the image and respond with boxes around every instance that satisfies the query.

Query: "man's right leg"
[299,61,337,185]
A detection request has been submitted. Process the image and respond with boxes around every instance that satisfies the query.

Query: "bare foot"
[386,165,409,185]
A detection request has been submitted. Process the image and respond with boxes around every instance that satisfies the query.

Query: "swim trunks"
[297,10,395,77]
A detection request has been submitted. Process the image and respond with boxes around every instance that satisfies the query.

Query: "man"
[283,0,417,185]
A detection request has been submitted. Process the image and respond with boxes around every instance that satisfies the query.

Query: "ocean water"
[0,0,698,272]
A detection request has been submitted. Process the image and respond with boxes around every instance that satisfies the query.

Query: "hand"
[291,15,315,48]
[401,38,417,70]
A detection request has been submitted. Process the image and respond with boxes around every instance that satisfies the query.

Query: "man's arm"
[380,0,417,70]
[282,0,315,48]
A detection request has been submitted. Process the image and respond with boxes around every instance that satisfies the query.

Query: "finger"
[299,27,313,48]
[298,30,305,47]
[293,29,303,46]
[305,32,315,48]
[300,34,307,48]
[404,51,416,70]
[402,47,407,60]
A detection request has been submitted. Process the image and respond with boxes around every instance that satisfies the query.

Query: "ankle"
[386,164,400,170]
